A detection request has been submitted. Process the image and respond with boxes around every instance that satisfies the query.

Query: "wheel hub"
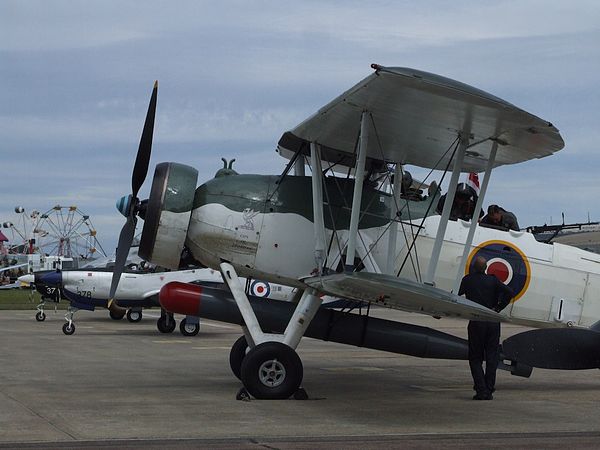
[258,359,286,387]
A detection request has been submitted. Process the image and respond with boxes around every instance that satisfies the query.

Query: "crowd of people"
[1,259,25,285]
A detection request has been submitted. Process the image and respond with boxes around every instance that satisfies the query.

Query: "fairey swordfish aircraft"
[107,65,600,400]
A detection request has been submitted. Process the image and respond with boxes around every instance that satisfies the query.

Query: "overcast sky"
[1,1,599,255]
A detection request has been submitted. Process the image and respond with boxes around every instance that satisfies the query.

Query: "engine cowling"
[139,162,198,269]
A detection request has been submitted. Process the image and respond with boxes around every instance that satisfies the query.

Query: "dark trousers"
[468,320,501,395]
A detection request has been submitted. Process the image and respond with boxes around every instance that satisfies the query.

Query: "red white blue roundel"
[250,280,271,298]
[465,240,531,301]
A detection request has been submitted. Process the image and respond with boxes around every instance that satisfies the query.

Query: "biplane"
[110,65,600,399]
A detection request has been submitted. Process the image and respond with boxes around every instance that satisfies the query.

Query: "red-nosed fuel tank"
[138,162,198,269]
[159,281,470,361]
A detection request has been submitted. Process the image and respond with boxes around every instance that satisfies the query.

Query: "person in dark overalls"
[459,256,514,400]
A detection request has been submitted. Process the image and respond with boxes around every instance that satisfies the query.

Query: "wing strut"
[345,111,370,271]
[424,134,469,285]
[294,155,306,176]
[386,163,403,274]
[452,140,498,292]
[310,142,327,275]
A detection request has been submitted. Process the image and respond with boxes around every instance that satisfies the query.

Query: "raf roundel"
[465,240,531,301]
[250,280,271,298]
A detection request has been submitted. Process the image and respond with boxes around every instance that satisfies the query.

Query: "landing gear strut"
[35,287,61,322]
[62,306,78,335]
[220,262,321,400]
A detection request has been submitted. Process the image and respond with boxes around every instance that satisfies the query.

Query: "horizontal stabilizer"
[502,328,600,370]
[303,272,501,321]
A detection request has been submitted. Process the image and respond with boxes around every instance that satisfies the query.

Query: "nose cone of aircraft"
[36,271,62,287]
[116,194,132,217]
[18,274,34,285]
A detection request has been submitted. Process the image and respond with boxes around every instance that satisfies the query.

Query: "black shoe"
[472,393,493,400]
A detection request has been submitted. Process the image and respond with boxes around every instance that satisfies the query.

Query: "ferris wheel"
[33,205,107,259]
[2,207,42,254]
[2,205,106,259]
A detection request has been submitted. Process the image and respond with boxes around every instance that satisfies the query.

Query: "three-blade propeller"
[108,81,158,310]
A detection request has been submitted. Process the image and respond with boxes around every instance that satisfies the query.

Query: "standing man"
[459,256,514,400]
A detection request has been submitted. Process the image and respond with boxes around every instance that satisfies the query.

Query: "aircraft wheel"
[229,335,249,380]
[126,310,143,323]
[240,342,303,400]
[179,318,199,337]
[35,311,46,322]
[109,310,125,320]
[62,322,75,335]
[157,316,176,333]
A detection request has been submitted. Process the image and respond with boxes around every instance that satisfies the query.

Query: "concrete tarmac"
[1,308,600,449]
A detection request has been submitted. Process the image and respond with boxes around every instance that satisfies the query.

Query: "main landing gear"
[220,262,321,400]
[62,306,78,335]
[126,308,143,323]
[155,310,200,336]
[157,309,176,333]
[109,309,125,320]
[179,316,200,336]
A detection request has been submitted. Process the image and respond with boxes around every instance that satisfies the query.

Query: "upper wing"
[304,272,502,322]
[278,65,564,173]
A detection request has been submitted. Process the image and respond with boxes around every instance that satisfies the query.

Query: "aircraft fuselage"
[185,174,600,329]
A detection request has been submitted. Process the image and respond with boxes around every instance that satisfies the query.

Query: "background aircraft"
[21,256,300,336]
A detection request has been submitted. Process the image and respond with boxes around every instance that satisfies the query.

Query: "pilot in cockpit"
[436,183,481,221]
[480,204,520,231]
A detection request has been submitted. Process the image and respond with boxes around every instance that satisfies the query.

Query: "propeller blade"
[132,80,158,199]
[108,214,137,302]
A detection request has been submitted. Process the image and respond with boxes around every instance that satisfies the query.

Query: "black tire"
[229,335,249,380]
[109,309,125,320]
[126,310,143,323]
[35,311,46,322]
[62,322,75,335]
[179,318,200,337]
[157,315,176,333]
[240,342,303,400]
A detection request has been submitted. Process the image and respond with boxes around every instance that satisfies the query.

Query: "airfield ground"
[1,301,600,449]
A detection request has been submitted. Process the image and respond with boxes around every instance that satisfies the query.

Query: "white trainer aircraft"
[20,265,297,336]
[109,66,600,400]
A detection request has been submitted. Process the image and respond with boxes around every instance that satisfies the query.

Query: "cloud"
[2,0,599,253]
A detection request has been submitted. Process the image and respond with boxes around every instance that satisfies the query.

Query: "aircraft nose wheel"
[126,309,143,323]
[240,342,303,400]
[35,311,46,322]
[179,318,200,336]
